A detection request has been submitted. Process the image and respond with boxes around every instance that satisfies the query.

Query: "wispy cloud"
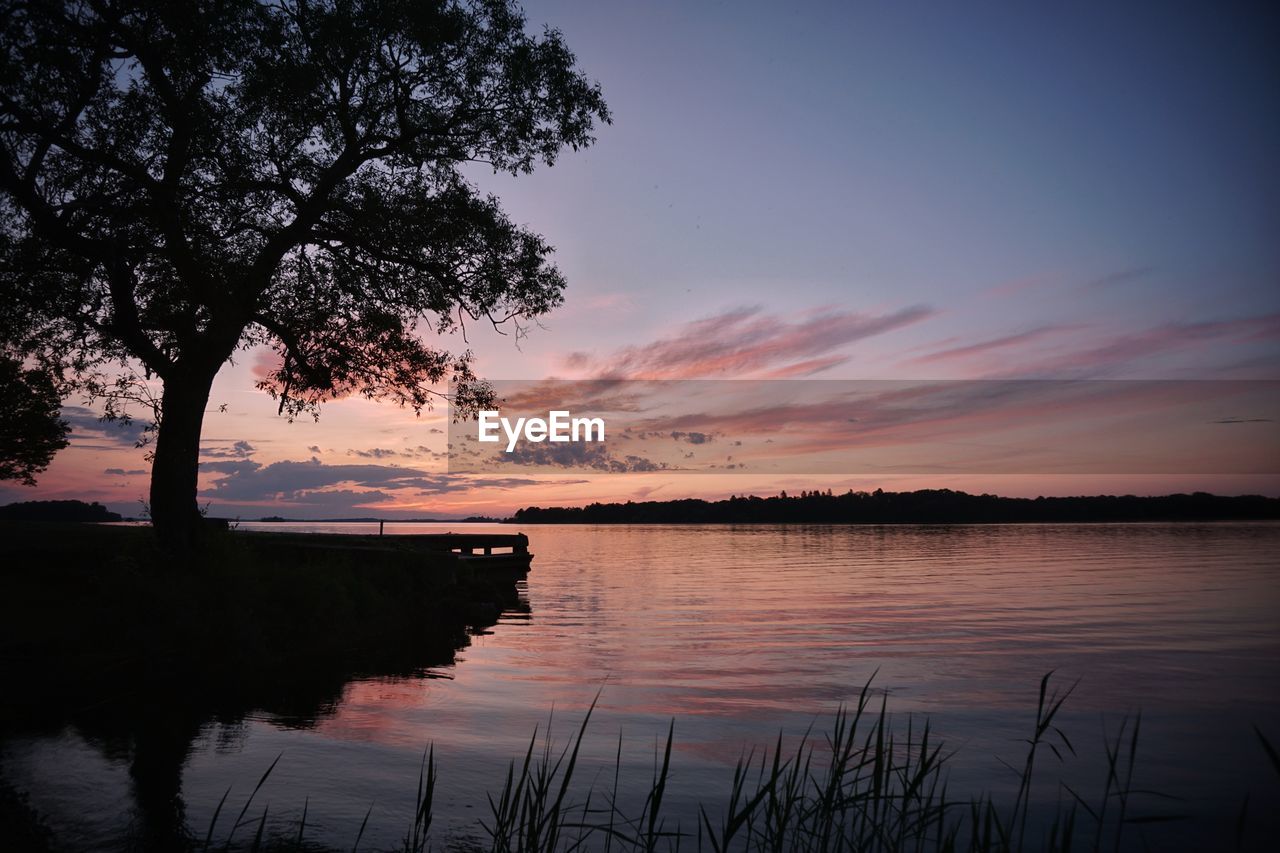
[911,326,1079,365]
[199,457,566,509]
[566,305,933,379]
[1083,267,1154,289]
[535,379,1280,475]
[759,355,850,378]
[201,440,257,459]
[347,447,402,459]
[348,445,445,460]
[979,276,1044,299]
[1013,313,1280,377]
[60,406,148,449]
[199,460,261,475]
[496,442,668,473]
[201,458,431,501]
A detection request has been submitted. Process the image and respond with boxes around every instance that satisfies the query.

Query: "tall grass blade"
[250,805,268,853]
[225,752,281,850]
[352,802,373,852]
[295,796,308,852]
[202,786,232,852]
[1253,725,1280,779]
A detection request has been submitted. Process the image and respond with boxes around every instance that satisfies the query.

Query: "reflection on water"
[4,522,1279,850]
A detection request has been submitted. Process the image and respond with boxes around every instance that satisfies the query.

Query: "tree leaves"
[0,355,69,485]
[1,0,606,405]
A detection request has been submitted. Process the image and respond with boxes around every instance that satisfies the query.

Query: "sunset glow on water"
[6,522,1277,849]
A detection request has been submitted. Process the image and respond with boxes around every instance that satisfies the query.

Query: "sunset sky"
[7,0,1278,518]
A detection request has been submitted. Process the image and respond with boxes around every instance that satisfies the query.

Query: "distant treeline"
[512,489,1280,524]
[0,500,122,523]
[257,515,502,523]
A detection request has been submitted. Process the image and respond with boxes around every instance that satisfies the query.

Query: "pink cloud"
[598,380,1280,475]
[910,325,1081,365]
[567,304,933,379]
[1013,313,1280,377]
[250,347,282,383]
[1082,266,1154,289]
[759,355,851,378]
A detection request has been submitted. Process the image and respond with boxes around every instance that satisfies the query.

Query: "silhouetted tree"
[0,0,608,547]
[0,355,69,485]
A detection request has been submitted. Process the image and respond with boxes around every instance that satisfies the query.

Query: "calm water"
[4,522,1280,849]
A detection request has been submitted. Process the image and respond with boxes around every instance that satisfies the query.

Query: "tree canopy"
[0,0,609,543]
[0,354,69,485]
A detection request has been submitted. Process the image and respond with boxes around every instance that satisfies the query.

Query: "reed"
[196,674,1272,853]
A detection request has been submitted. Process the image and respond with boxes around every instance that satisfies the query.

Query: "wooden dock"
[236,530,533,585]
[404,532,533,581]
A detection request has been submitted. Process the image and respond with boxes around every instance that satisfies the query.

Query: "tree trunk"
[149,371,216,550]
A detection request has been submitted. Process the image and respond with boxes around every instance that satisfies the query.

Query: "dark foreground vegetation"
[513,489,1280,525]
[389,677,1277,853]
[0,522,523,851]
[27,674,1278,853]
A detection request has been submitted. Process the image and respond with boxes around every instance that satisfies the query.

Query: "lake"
[3,522,1279,850]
